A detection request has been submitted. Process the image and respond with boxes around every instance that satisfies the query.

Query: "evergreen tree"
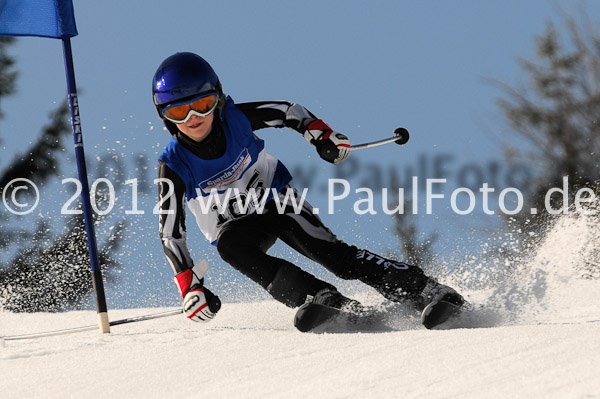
[0,37,125,311]
[495,12,600,276]
[0,37,17,118]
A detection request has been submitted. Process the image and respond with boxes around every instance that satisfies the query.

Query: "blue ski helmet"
[152,52,223,133]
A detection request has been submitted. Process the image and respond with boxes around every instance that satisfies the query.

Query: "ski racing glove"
[303,119,350,164]
[174,259,221,322]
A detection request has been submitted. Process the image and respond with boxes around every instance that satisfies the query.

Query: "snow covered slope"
[1,212,599,399]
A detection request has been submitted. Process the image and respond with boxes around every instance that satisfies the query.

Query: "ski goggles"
[161,93,219,124]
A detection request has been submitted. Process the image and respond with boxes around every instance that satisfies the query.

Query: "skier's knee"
[319,243,365,280]
[217,228,258,267]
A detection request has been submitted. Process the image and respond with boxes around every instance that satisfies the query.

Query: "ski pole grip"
[204,287,222,313]
[315,140,339,163]
[208,296,221,313]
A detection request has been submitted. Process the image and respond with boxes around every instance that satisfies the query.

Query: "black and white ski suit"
[158,101,428,307]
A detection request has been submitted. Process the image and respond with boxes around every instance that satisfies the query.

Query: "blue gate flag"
[0,0,109,332]
[0,0,77,38]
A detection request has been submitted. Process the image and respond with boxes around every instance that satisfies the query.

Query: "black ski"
[294,303,392,333]
[421,300,461,329]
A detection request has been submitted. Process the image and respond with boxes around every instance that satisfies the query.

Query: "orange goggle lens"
[162,94,218,123]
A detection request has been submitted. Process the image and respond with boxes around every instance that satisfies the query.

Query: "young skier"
[153,52,464,327]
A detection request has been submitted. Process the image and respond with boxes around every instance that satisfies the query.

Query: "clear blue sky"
[1,1,597,308]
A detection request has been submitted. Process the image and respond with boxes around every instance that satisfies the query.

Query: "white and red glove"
[303,119,350,164]
[174,259,221,322]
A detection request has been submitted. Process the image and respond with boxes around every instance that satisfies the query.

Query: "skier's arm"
[236,101,350,164]
[158,160,194,274]
[158,161,220,322]
[235,101,317,133]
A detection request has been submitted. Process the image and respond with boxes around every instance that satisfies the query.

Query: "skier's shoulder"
[233,99,294,119]
[159,136,179,158]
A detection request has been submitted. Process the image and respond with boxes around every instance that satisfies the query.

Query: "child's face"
[176,112,214,142]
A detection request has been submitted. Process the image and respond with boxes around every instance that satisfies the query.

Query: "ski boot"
[309,287,365,313]
[418,278,464,310]
[294,288,367,332]
[418,278,465,329]
[373,264,429,305]
[371,263,464,310]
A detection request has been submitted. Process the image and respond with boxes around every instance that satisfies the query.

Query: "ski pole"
[1,309,183,341]
[316,128,410,161]
[350,127,410,151]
